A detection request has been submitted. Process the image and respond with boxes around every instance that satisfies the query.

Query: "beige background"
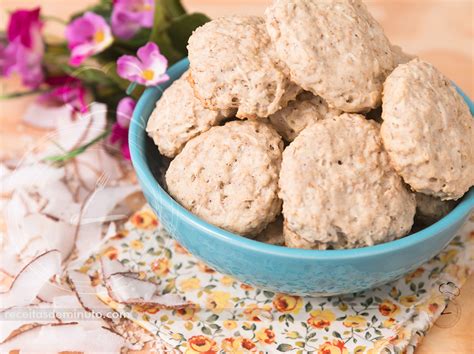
[0,1,473,353]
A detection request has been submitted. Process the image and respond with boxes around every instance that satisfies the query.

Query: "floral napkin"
[73,207,473,354]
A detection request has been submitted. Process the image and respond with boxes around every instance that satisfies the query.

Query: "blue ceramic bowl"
[130,58,474,296]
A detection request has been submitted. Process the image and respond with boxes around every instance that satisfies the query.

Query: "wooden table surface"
[0,1,472,353]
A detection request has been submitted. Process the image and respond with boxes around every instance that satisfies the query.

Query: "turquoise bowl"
[129,58,474,296]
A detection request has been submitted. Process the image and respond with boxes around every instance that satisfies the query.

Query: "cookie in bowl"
[265,0,394,112]
[187,16,300,119]
[268,91,341,142]
[279,114,416,249]
[146,72,234,158]
[381,59,474,200]
[166,120,283,236]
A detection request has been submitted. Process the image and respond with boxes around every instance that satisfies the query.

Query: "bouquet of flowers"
[0,0,210,160]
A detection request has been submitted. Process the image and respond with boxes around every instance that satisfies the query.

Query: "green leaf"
[201,326,212,335]
[44,130,110,164]
[263,291,274,298]
[167,13,211,54]
[206,314,218,322]
[305,302,313,312]
[332,331,342,339]
[277,344,294,352]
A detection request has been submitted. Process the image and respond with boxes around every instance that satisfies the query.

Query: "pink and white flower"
[111,0,155,39]
[109,97,136,160]
[1,8,44,88]
[116,42,169,86]
[65,12,113,67]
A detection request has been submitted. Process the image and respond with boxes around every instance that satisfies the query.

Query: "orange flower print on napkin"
[307,309,336,329]
[130,209,158,229]
[185,335,218,354]
[317,339,348,354]
[221,337,258,353]
[378,300,400,316]
[273,294,303,314]
[243,304,272,321]
[101,246,118,260]
[151,257,170,276]
[255,327,276,344]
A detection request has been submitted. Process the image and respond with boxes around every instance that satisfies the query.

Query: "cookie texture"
[146,73,232,158]
[166,120,283,236]
[265,0,394,112]
[415,193,457,226]
[187,16,300,119]
[268,91,341,142]
[381,59,474,200]
[279,114,415,249]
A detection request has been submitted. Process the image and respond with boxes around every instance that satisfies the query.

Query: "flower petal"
[116,55,144,83]
[116,97,136,128]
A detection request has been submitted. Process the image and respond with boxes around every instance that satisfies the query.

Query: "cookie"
[381,59,474,200]
[146,73,232,158]
[255,217,285,246]
[268,91,341,142]
[187,16,300,119]
[279,114,415,249]
[265,0,394,112]
[415,193,457,226]
[166,120,283,236]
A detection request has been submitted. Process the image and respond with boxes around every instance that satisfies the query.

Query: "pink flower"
[38,76,88,113]
[117,42,169,86]
[1,8,44,88]
[111,0,154,39]
[109,97,136,160]
[65,12,113,67]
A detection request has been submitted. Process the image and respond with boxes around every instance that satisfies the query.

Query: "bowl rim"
[130,57,474,261]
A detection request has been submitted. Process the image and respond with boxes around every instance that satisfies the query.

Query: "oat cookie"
[146,73,232,158]
[166,120,283,236]
[381,59,474,200]
[187,16,300,119]
[265,0,394,112]
[268,91,341,142]
[415,193,457,226]
[279,114,415,249]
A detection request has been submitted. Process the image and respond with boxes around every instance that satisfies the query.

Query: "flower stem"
[0,89,50,99]
[44,129,110,164]
[41,15,68,24]
[126,82,138,96]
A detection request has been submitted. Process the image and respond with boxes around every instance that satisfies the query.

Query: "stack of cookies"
[147,0,474,250]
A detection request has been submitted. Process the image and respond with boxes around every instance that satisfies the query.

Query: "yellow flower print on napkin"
[273,294,303,314]
[175,305,200,321]
[342,315,366,328]
[180,277,201,291]
[399,295,418,307]
[307,309,336,329]
[220,275,235,286]
[206,290,231,313]
[317,339,348,354]
[223,320,237,330]
[130,239,143,250]
[185,335,218,354]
